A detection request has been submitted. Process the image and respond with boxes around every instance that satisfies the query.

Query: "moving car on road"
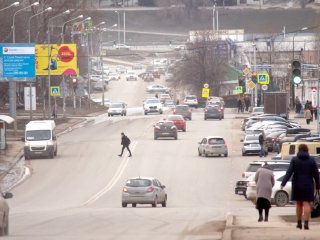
[107,102,127,116]
[166,114,186,132]
[126,71,138,81]
[183,95,198,108]
[146,84,170,93]
[121,177,167,207]
[143,98,163,115]
[173,104,192,120]
[154,120,178,140]
[198,136,228,157]
[204,105,224,120]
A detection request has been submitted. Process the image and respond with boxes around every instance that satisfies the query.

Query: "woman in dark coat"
[281,144,320,230]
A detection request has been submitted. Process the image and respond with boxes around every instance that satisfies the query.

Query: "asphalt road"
[6,76,294,239]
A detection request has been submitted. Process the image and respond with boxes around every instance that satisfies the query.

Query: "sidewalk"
[222,109,320,240]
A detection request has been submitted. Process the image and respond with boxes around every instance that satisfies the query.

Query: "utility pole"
[253,43,257,107]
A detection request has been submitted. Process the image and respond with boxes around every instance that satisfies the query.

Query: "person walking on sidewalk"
[259,133,266,157]
[118,132,132,157]
[281,144,320,230]
[304,107,312,125]
[255,164,275,222]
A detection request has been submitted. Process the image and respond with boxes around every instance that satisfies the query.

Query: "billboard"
[0,43,35,79]
[189,29,244,43]
[35,44,78,76]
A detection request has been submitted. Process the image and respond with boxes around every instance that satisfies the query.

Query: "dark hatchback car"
[173,104,192,120]
[204,105,224,120]
[154,120,178,140]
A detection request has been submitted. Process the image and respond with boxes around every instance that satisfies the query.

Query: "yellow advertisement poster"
[36,44,78,76]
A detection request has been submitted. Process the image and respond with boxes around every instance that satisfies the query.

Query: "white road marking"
[82,141,138,206]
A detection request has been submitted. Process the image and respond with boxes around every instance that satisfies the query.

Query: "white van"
[23,120,58,159]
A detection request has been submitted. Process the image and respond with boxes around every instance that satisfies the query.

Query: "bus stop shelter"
[0,115,15,150]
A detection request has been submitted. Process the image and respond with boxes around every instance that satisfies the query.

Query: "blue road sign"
[0,43,35,79]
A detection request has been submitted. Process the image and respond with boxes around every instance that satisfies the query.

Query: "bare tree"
[172,37,228,102]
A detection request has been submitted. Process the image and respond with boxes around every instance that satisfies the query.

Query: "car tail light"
[242,172,245,178]
[218,109,221,112]
[171,126,177,130]
[148,186,154,192]
[123,187,128,192]
[204,108,208,112]
[244,143,250,146]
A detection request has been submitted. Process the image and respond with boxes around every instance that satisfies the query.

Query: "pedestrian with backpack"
[118,132,132,157]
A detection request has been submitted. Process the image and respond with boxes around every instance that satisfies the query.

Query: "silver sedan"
[121,177,167,208]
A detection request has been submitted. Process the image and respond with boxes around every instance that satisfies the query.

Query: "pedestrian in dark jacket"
[281,144,320,230]
[255,164,275,222]
[258,134,266,157]
[118,132,132,157]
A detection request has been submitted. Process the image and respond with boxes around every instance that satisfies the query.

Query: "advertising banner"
[35,44,78,76]
[0,43,35,79]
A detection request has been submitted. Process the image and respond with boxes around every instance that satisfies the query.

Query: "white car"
[251,107,264,116]
[143,98,163,115]
[107,72,121,81]
[126,71,138,81]
[184,95,198,108]
[108,102,127,117]
[198,136,228,157]
[241,134,268,156]
[115,44,130,50]
[146,84,170,93]
[246,171,292,207]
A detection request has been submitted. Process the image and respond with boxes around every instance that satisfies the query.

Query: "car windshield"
[254,107,264,112]
[167,115,183,120]
[208,138,225,144]
[26,130,51,141]
[176,106,188,110]
[245,135,259,141]
[157,122,174,127]
[186,96,196,100]
[126,179,152,187]
[246,164,262,172]
[147,99,160,103]
[110,103,123,108]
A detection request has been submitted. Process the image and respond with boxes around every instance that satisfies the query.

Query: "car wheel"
[162,196,167,207]
[189,117,192,120]
[154,135,157,140]
[204,151,208,157]
[242,152,246,156]
[144,112,147,115]
[24,152,29,160]
[204,117,207,120]
[122,203,127,208]
[54,147,57,156]
[132,203,137,207]
[159,110,163,114]
[124,113,127,116]
[50,150,54,159]
[224,153,228,157]
[152,197,158,207]
[274,191,289,207]
[183,128,186,132]
[108,114,110,117]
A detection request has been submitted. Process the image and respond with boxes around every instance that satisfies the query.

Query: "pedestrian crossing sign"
[50,86,60,97]
[257,73,270,85]
[235,86,243,94]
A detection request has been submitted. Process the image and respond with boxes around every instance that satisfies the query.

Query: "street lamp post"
[115,11,120,44]
[28,7,52,43]
[253,43,257,107]
[60,15,83,117]
[47,10,71,119]
[10,1,39,132]
[0,1,19,13]
[123,10,126,45]
[27,6,52,120]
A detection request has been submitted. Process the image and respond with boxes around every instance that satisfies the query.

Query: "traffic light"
[72,78,78,91]
[292,60,302,85]
[238,76,246,93]
[251,71,257,83]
